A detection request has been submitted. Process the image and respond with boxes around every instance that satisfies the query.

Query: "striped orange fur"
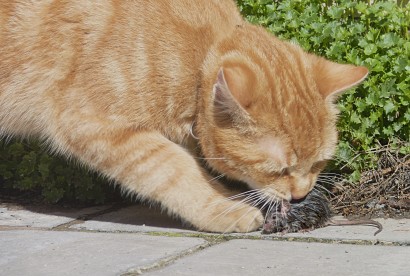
[0,0,368,232]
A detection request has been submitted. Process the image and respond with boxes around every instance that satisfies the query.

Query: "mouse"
[262,190,382,236]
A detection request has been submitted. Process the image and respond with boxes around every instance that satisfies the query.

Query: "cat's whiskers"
[250,192,270,209]
[206,189,262,207]
[318,172,344,178]
[189,121,199,140]
[316,178,338,185]
[195,157,227,161]
[218,191,263,214]
[274,201,281,226]
[221,190,281,234]
[225,189,261,200]
[316,181,342,192]
[222,195,267,235]
[264,200,276,222]
[319,172,343,177]
[295,197,320,214]
[259,197,275,225]
[314,184,335,196]
[315,178,341,193]
[318,176,344,184]
[207,189,271,233]
[318,177,344,184]
[280,198,290,218]
[247,208,265,233]
[208,173,226,183]
[244,195,271,232]
[317,174,344,184]
[317,178,342,184]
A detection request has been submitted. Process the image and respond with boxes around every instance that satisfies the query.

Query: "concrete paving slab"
[2,202,408,246]
[0,230,206,276]
[152,239,410,276]
[71,205,195,233]
[0,205,109,228]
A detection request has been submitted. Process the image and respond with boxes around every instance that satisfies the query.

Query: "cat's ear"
[311,56,368,101]
[213,67,252,125]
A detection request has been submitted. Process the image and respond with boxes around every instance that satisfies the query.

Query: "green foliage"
[237,0,409,180]
[0,140,111,203]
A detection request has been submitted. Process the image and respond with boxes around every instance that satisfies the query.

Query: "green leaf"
[384,101,396,114]
[350,111,362,124]
[379,33,400,48]
[328,7,343,19]
[356,2,368,14]
[364,44,378,56]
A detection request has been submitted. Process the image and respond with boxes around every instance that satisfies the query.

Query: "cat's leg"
[56,128,263,233]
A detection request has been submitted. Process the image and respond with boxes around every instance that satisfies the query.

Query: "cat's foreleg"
[58,129,263,233]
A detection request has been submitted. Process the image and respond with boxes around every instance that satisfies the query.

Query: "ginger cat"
[0,0,368,232]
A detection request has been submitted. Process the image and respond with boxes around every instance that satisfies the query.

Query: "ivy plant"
[0,140,110,203]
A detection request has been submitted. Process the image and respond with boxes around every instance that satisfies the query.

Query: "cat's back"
[0,0,242,136]
[0,0,241,55]
[0,0,241,94]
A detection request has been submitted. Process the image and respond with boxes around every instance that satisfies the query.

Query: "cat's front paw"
[198,202,264,233]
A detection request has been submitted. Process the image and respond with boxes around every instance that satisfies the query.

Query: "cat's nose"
[290,185,311,200]
[290,190,308,200]
[291,177,314,200]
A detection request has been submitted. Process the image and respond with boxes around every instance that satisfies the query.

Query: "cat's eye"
[268,168,289,178]
[279,168,290,177]
[311,160,329,173]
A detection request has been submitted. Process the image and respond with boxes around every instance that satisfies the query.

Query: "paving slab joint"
[258,236,410,247]
[143,230,410,246]
[122,240,213,275]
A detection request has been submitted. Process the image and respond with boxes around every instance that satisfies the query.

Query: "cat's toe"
[196,203,263,233]
[233,208,264,233]
[221,206,264,233]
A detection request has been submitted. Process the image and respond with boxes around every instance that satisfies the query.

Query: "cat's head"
[198,25,368,201]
